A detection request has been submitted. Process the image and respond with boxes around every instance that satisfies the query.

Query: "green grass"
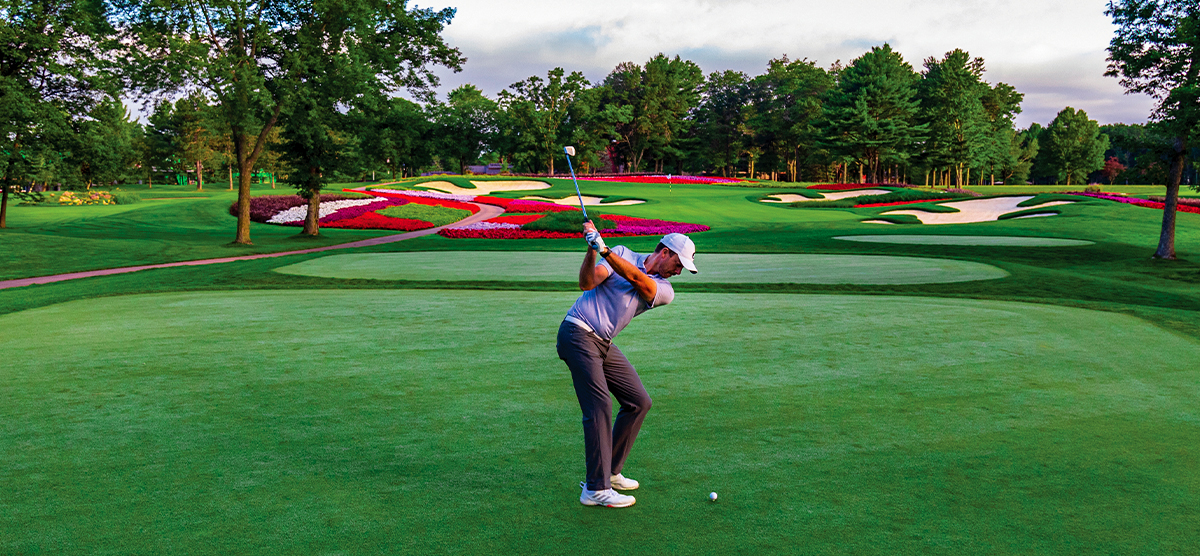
[2,290,1198,554]
[5,176,1200,553]
[273,252,1009,285]
[832,235,1095,247]
[0,182,396,280]
[375,203,472,227]
[521,211,616,232]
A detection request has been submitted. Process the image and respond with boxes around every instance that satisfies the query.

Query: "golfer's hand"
[585,229,607,254]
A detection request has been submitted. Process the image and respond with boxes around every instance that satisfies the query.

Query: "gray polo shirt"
[565,245,675,341]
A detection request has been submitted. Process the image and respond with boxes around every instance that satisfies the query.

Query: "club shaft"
[564,149,588,220]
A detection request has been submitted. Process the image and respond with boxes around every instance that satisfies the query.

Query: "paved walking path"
[0,202,504,291]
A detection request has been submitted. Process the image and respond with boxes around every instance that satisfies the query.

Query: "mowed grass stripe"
[1,290,1198,554]
[834,234,1095,246]
[273,252,1009,284]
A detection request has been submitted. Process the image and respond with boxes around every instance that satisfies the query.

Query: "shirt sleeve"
[648,277,674,308]
[597,245,631,275]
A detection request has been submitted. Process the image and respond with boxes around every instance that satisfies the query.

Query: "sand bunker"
[878,196,1076,225]
[520,195,645,206]
[761,189,891,203]
[834,235,1094,247]
[416,180,551,196]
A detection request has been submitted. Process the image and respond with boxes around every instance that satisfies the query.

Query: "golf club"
[563,145,589,221]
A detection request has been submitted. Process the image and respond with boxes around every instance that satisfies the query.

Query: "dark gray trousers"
[557,321,653,491]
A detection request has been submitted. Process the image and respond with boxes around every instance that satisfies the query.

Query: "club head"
[564,146,576,156]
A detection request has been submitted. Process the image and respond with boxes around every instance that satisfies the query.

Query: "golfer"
[557,221,698,508]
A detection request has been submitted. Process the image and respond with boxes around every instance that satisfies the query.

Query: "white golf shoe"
[609,473,639,490]
[579,485,636,508]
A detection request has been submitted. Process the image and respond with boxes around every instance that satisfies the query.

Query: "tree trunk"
[1154,138,1188,260]
[196,160,204,190]
[228,165,233,190]
[0,182,8,229]
[302,188,320,236]
[232,106,282,245]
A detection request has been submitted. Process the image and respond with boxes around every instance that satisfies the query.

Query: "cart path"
[0,202,504,290]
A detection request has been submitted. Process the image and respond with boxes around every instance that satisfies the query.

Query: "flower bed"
[491,214,546,225]
[355,189,481,214]
[229,186,714,239]
[58,190,115,205]
[580,175,741,185]
[1068,191,1200,214]
[439,213,709,239]
[235,194,358,222]
[473,196,579,213]
[601,214,711,235]
[320,212,432,231]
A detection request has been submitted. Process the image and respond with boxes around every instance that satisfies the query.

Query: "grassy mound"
[787,188,972,208]
[376,203,472,227]
[521,211,616,232]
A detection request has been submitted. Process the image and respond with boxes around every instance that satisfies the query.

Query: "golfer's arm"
[602,250,657,302]
[579,249,610,290]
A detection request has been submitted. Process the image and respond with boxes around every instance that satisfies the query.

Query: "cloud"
[426,0,1152,124]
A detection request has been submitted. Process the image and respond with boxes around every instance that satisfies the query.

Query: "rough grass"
[376,203,472,227]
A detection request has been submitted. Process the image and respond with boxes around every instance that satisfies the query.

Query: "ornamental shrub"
[1084,184,1102,193]
[521,211,615,232]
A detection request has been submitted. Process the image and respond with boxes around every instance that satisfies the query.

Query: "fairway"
[834,235,1095,246]
[2,290,1198,554]
[274,252,1009,284]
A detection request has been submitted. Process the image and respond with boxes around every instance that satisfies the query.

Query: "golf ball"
[709,492,718,501]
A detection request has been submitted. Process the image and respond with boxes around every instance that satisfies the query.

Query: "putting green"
[2,290,1199,554]
[274,252,1009,285]
[834,235,1095,247]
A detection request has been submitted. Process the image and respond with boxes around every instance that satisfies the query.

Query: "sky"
[424,0,1154,128]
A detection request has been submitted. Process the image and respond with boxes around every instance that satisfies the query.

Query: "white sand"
[417,180,551,196]
[761,189,891,203]
[521,195,645,206]
[861,220,897,225]
[880,196,1076,225]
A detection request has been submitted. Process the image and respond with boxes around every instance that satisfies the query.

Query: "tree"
[70,98,142,188]
[600,55,703,173]
[693,70,751,177]
[115,0,464,244]
[434,85,498,173]
[1102,156,1127,185]
[1,0,114,228]
[499,68,589,174]
[918,49,990,187]
[748,56,833,181]
[818,44,924,184]
[1042,107,1109,186]
[1106,0,1200,259]
[998,126,1039,185]
[355,97,433,179]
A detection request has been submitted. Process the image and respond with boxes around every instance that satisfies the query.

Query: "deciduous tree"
[1106,0,1200,258]
[114,0,463,244]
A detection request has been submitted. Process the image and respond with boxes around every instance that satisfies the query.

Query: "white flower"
[267,198,383,223]
[371,188,476,202]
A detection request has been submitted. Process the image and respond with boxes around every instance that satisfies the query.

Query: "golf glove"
[585,230,607,254]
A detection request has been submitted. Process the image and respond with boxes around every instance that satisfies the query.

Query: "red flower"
[321,212,433,231]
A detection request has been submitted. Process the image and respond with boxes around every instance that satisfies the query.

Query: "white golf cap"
[660,233,698,273]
